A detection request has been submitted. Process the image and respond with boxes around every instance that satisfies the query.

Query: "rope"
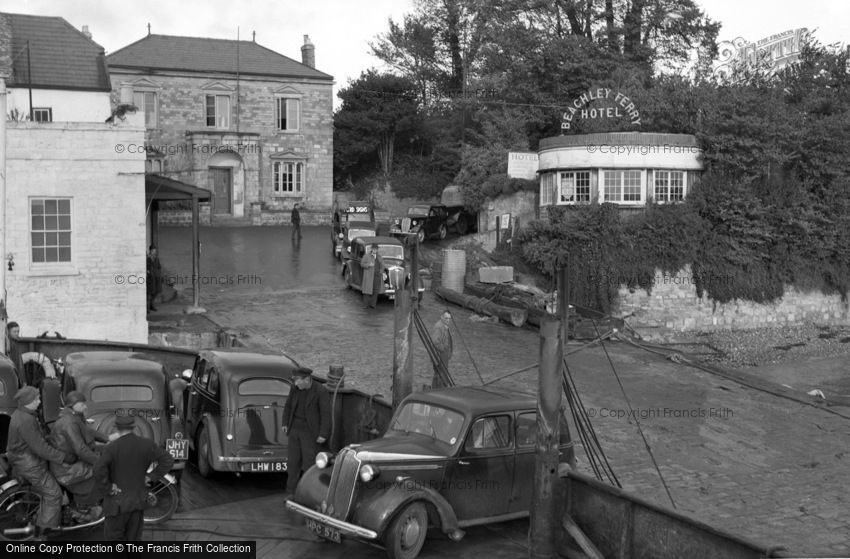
[412,309,454,387]
[593,320,676,509]
[449,313,485,385]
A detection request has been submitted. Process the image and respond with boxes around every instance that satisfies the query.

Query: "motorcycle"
[0,458,179,541]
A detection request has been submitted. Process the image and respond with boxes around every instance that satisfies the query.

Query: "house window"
[276,98,300,131]
[602,170,643,204]
[133,91,157,128]
[31,198,72,264]
[32,108,52,122]
[559,171,591,204]
[146,159,165,173]
[540,173,555,205]
[206,95,231,128]
[654,170,685,202]
[273,161,304,194]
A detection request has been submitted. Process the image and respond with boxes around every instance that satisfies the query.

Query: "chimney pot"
[301,35,315,68]
[81,25,92,39]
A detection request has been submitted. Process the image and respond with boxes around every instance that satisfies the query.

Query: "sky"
[7,0,849,108]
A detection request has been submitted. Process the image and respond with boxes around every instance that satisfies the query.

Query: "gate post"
[530,318,562,559]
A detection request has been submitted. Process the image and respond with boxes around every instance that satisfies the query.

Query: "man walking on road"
[291,203,302,240]
[94,415,174,541]
[282,367,330,498]
[431,310,453,388]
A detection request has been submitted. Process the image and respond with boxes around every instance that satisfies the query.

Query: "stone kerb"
[616,265,850,339]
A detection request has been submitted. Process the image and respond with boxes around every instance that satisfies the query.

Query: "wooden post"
[411,235,419,297]
[558,265,570,345]
[392,238,415,409]
[530,318,562,559]
[186,194,205,313]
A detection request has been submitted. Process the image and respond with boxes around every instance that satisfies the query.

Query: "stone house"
[1,13,148,342]
[106,33,334,225]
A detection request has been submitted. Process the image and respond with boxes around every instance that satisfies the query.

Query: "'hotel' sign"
[561,88,641,130]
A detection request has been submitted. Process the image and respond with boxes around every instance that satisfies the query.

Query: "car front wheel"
[384,501,428,559]
[416,229,425,244]
[197,426,212,478]
[438,225,447,240]
[343,265,353,288]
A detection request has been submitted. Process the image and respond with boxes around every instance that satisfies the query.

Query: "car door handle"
[458,460,470,465]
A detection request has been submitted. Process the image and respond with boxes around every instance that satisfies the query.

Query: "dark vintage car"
[183,350,303,477]
[390,204,477,243]
[57,351,187,470]
[0,355,20,454]
[286,386,574,559]
[334,219,377,261]
[341,236,426,301]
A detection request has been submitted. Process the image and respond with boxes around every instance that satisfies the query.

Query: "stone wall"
[6,119,148,342]
[616,265,850,340]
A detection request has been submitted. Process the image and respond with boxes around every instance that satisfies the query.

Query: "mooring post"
[530,318,562,559]
[557,263,570,344]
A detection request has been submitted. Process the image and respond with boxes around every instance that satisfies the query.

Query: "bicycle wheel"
[143,480,179,524]
[0,486,39,541]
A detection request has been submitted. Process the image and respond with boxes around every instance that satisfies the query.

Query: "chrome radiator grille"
[326,447,361,520]
[401,217,411,232]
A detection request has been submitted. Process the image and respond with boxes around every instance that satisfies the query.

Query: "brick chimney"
[81,25,92,40]
[301,35,315,68]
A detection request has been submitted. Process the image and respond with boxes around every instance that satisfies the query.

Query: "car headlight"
[315,452,332,469]
[338,233,344,239]
[359,464,380,482]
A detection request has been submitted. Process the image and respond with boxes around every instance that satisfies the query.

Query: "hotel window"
[273,161,304,194]
[133,91,157,128]
[602,170,643,204]
[31,198,72,264]
[540,173,555,205]
[32,108,52,122]
[654,170,685,202]
[206,95,231,128]
[558,171,591,204]
[276,97,301,131]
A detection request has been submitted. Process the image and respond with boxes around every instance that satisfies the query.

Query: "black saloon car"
[286,386,574,559]
[342,236,425,301]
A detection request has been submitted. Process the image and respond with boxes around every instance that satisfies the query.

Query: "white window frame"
[133,90,158,128]
[206,94,231,129]
[275,96,301,132]
[539,173,555,206]
[30,197,73,267]
[272,160,305,196]
[600,169,645,205]
[32,107,52,122]
[557,170,591,204]
[653,170,686,203]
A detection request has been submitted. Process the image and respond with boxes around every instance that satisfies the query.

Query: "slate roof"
[3,12,111,91]
[107,34,333,81]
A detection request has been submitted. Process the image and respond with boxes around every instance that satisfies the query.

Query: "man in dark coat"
[50,391,110,518]
[291,203,302,240]
[94,415,174,541]
[7,386,75,534]
[282,367,330,496]
[146,246,162,312]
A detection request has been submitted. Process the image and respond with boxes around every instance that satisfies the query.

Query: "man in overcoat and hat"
[282,366,330,497]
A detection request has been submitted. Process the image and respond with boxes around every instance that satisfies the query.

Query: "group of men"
[6,386,173,541]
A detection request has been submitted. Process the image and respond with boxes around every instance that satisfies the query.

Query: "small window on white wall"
[31,198,72,263]
[602,170,644,204]
[558,171,591,204]
[654,170,686,202]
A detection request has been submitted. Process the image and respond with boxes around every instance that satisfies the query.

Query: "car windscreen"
[376,244,404,260]
[237,378,290,397]
[407,207,429,217]
[90,385,153,402]
[389,402,464,445]
[348,228,375,240]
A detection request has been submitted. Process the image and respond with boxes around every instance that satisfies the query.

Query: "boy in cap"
[282,366,330,497]
[94,415,174,541]
[6,386,76,536]
[50,391,111,521]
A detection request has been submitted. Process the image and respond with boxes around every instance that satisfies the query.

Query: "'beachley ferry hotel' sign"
[561,88,641,130]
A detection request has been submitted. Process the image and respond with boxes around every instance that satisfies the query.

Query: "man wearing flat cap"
[282,366,330,497]
[50,391,111,521]
[6,386,76,535]
[94,414,173,541]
